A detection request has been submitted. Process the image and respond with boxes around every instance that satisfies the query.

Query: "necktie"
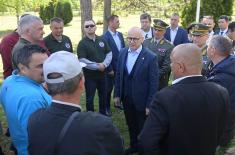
[145,34,148,39]
[220,31,224,35]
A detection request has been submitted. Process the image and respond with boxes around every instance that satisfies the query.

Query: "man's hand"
[146,108,150,115]
[114,97,123,110]
[108,70,114,77]
[97,63,105,72]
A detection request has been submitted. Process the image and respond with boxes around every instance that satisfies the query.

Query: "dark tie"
[145,34,148,39]
[220,31,224,35]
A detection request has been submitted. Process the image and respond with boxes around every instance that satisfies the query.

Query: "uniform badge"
[158,48,166,56]
[65,43,71,49]
[99,42,105,48]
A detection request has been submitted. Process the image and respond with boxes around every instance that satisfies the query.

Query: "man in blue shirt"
[0,44,52,155]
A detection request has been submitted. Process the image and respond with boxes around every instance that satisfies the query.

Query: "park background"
[0,0,235,154]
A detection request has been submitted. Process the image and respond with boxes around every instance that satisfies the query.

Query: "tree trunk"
[80,0,92,37]
[103,0,111,33]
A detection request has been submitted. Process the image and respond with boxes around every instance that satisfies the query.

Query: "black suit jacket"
[139,76,229,155]
[114,46,159,110]
[28,102,124,155]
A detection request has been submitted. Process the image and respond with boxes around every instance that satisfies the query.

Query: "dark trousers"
[85,77,106,115]
[123,97,146,149]
[105,75,114,112]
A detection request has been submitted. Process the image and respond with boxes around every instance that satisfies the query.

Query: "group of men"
[0,12,235,155]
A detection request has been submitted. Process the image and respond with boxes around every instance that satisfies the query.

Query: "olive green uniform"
[44,33,73,54]
[143,38,174,89]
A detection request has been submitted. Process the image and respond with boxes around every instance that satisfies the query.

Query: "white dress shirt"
[108,29,122,51]
[126,45,142,74]
[170,26,178,44]
[172,75,202,85]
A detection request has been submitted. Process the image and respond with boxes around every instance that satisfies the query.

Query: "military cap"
[191,23,209,36]
[153,19,169,30]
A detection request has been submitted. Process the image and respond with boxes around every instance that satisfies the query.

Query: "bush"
[181,0,234,28]
[39,1,55,24]
[54,0,73,25]
[39,0,73,25]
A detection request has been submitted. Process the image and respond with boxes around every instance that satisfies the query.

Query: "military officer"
[191,23,210,75]
[143,19,174,89]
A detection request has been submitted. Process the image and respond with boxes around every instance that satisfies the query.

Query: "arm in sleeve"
[139,94,169,155]
[79,58,99,70]
[159,46,174,78]
[147,55,159,107]
[102,51,112,67]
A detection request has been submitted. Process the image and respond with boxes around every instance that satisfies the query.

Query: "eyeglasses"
[85,24,95,28]
[127,37,140,42]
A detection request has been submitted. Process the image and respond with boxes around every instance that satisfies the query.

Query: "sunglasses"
[85,24,95,28]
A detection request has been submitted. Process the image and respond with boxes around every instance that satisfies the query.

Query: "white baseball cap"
[43,51,86,84]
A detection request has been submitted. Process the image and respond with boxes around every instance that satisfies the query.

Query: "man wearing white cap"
[28,51,124,155]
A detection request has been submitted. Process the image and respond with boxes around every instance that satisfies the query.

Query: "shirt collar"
[52,99,82,109]
[108,28,118,36]
[170,26,178,31]
[172,75,202,85]
[220,28,228,33]
[128,45,142,54]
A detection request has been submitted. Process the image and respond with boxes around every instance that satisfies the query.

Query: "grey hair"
[209,35,232,56]
[47,73,83,96]
[18,15,43,35]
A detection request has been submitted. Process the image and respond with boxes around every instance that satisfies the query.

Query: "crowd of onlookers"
[0,12,234,155]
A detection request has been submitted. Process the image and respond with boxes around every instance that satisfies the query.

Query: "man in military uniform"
[44,17,73,54]
[143,19,174,89]
[191,23,210,75]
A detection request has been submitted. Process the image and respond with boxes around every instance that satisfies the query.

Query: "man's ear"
[18,63,27,75]
[178,62,185,73]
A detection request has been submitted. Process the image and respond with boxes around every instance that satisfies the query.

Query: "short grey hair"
[18,15,43,35]
[209,35,232,56]
[46,73,83,96]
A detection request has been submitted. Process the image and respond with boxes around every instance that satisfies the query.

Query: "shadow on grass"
[0,29,13,38]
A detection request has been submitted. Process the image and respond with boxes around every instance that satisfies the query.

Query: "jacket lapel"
[133,48,146,77]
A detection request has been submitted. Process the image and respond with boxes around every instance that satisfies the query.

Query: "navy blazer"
[103,31,125,73]
[114,46,158,110]
[164,27,189,46]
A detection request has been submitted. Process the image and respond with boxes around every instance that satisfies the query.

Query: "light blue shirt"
[0,70,52,155]
[170,26,178,44]
[108,29,122,51]
[126,45,142,73]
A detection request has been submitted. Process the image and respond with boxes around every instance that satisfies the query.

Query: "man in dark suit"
[114,27,158,155]
[164,13,189,46]
[28,51,124,155]
[140,13,154,40]
[214,15,230,37]
[103,14,125,116]
[139,43,229,155]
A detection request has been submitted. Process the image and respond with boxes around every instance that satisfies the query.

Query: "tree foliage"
[0,0,50,24]
[181,0,234,28]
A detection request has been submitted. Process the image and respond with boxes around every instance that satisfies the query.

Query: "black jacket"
[139,76,229,155]
[206,55,235,145]
[28,102,124,155]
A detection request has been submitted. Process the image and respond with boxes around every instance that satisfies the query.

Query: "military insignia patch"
[65,43,71,49]
[99,42,105,47]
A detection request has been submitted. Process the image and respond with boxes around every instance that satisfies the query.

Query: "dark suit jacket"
[103,31,125,73]
[28,102,124,155]
[139,76,229,155]
[114,46,158,110]
[164,27,189,46]
[214,29,228,36]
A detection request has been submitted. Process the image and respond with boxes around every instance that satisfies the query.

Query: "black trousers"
[105,75,115,112]
[123,97,146,149]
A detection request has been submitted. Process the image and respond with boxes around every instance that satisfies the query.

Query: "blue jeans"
[85,77,106,115]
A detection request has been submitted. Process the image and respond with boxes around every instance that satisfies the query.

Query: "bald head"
[127,27,144,50]
[171,43,202,79]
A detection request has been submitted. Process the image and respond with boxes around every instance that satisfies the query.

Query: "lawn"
[0,13,235,155]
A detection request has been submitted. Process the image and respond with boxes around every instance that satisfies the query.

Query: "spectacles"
[127,37,140,42]
[85,24,95,28]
